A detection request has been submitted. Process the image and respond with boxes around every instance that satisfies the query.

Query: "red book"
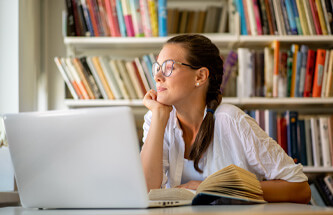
[87,0,100,36]
[277,114,288,153]
[303,50,316,97]
[309,0,323,34]
[312,49,326,97]
[253,0,263,35]
[105,0,121,36]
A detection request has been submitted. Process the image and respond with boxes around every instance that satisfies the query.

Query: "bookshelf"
[60,0,333,178]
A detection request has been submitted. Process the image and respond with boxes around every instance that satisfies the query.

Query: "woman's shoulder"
[215,103,247,120]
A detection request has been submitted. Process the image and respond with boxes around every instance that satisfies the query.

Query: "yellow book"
[148,0,158,37]
[315,0,328,35]
[148,164,266,205]
[295,0,310,35]
[290,44,299,98]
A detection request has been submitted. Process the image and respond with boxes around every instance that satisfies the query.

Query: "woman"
[140,34,311,204]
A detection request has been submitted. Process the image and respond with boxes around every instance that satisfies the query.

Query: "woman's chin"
[157,96,171,106]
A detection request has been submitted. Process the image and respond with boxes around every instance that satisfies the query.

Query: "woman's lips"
[157,86,167,92]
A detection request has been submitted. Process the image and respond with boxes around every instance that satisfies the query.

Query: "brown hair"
[166,34,223,173]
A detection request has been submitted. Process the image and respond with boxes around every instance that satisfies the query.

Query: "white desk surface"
[1,203,333,215]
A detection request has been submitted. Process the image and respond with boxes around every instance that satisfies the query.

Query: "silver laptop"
[3,107,190,209]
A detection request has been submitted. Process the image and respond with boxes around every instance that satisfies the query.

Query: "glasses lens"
[162,60,174,77]
[152,62,160,76]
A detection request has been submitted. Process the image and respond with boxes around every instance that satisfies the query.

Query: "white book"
[304,118,314,166]
[264,47,274,97]
[109,59,130,99]
[134,57,150,92]
[246,0,257,36]
[321,50,330,97]
[310,117,322,167]
[99,56,123,100]
[302,0,316,35]
[324,50,333,97]
[54,57,79,100]
[272,0,286,35]
[319,117,331,167]
[65,58,89,99]
[125,61,144,98]
[237,48,253,98]
[116,59,138,99]
[86,57,108,99]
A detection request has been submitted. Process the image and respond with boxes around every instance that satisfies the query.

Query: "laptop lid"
[3,107,150,208]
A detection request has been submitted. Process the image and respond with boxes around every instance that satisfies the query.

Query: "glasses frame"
[152,59,201,77]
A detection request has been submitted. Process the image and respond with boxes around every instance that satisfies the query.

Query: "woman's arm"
[140,90,172,191]
[260,180,311,204]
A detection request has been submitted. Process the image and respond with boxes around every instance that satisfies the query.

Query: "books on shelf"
[54,54,157,100]
[148,164,266,205]
[245,109,333,168]
[237,44,333,98]
[234,0,333,35]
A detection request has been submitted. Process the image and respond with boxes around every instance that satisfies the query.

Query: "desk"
[1,204,333,215]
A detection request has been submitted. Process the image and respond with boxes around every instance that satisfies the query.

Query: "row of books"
[234,0,333,35]
[54,55,157,100]
[310,175,333,207]
[64,0,167,37]
[167,5,229,34]
[245,110,333,167]
[238,44,333,98]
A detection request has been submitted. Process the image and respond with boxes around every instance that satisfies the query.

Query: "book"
[121,0,135,37]
[312,49,326,97]
[303,49,316,97]
[290,0,303,35]
[140,0,152,37]
[310,183,326,206]
[237,48,253,98]
[116,59,138,99]
[315,0,328,35]
[278,51,288,97]
[81,0,95,36]
[264,46,274,97]
[246,0,258,35]
[148,164,266,205]
[298,45,309,97]
[319,116,331,167]
[297,118,307,165]
[285,0,298,34]
[72,57,95,99]
[290,44,299,97]
[328,115,333,165]
[286,111,299,163]
[109,59,130,99]
[324,175,333,195]
[235,0,248,35]
[310,117,322,167]
[97,0,111,36]
[320,0,332,35]
[309,0,323,34]
[303,0,317,35]
[271,40,280,97]
[116,0,127,36]
[125,60,145,98]
[86,56,108,99]
[304,117,314,166]
[321,49,330,97]
[277,112,288,153]
[79,57,103,99]
[105,0,121,37]
[324,50,333,97]
[148,0,158,36]
[281,0,292,35]
[295,0,310,35]
[129,0,145,37]
[158,0,167,36]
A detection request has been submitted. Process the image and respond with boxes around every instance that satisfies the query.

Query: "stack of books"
[237,42,333,98]
[234,0,333,35]
[54,55,156,100]
[245,110,333,168]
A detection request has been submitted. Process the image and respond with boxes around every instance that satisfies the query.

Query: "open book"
[148,164,267,205]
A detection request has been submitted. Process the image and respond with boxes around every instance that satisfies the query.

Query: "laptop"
[3,107,191,209]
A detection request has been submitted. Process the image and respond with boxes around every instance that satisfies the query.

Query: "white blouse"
[142,103,308,188]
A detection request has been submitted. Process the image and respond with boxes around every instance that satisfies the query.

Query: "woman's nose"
[154,70,164,82]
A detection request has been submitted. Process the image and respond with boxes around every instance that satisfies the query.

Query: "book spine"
[72,58,95,99]
[235,0,249,35]
[297,119,307,165]
[286,111,299,163]
[280,0,292,35]
[267,0,279,34]
[285,0,298,34]
[72,0,83,36]
[258,0,270,35]
[290,44,299,97]
[286,50,293,97]
[253,0,263,35]
[129,0,145,37]
[148,0,159,37]
[79,57,103,99]
[86,57,108,99]
[294,51,303,97]
[315,0,328,34]
[298,45,309,97]
[91,0,105,36]
[290,0,303,34]
[263,0,274,34]
[105,0,121,37]
[312,49,326,97]
[295,0,310,35]
[242,0,252,35]
[121,0,135,37]
[325,50,333,97]
[320,0,332,34]
[247,0,258,35]
[303,0,316,35]
[116,0,127,36]
[303,49,316,97]
[86,0,100,36]
[97,0,111,36]
[272,40,280,97]
[66,58,90,99]
[319,117,332,167]
[77,0,91,36]
[221,51,238,93]
[309,0,323,34]
[81,0,95,36]
[158,0,167,36]
[311,117,322,167]
[324,0,333,34]
[140,0,152,37]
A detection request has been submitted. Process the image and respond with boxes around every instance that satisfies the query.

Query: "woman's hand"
[143,89,172,112]
[175,180,202,190]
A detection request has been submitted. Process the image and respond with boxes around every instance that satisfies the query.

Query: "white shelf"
[65,97,333,108]
[303,167,333,173]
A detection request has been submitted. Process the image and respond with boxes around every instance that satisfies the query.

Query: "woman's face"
[154,44,198,106]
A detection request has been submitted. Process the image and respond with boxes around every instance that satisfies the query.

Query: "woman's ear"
[195,67,209,86]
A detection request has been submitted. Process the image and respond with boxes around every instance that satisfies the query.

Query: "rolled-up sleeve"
[141,111,169,188]
[239,115,308,182]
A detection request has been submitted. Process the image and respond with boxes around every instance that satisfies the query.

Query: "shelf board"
[303,167,333,173]
[65,97,333,109]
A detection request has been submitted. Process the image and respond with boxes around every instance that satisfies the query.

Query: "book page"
[148,188,195,201]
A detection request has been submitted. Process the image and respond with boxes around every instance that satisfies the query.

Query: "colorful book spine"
[158,0,167,36]
[290,0,303,34]
[121,0,135,37]
[140,0,152,37]
[303,49,316,97]
[80,0,94,36]
[235,0,248,35]
[272,40,280,97]
[286,111,299,163]
[285,0,298,34]
[298,45,309,97]
[105,0,121,37]
[242,0,252,35]
[253,0,263,35]
[290,44,299,97]
[294,51,303,97]
[315,0,328,35]
[116,0,127,36]
[312,49,327,97]
[148,0,159,37]
[129,0,145,37]
[295,0,309,35]
[309,0,323,34]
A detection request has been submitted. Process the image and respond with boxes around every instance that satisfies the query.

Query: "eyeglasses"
[152,59,201,77]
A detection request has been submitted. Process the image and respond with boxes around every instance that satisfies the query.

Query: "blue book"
[294,51,303,97]
[116,0,127,37]
[284,0,298,35]
[298,45,308,97]
[280,0,292,35]
[234,0,248,35]
[158,0,167,36]
[142,55,156,90]
[310,184,326,207]
[81,0,95,36]
[290,0,302,35]
[297,119,307,166]
[286,111,299,163]
[266,110,277,141]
